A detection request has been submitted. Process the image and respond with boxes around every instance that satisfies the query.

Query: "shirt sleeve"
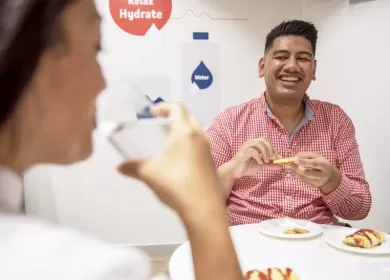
[322,108,371,220]
[205,111,233,168]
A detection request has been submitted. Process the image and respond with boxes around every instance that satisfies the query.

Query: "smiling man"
[206,20,371,226]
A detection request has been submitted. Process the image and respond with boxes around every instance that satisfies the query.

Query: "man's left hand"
[287,152,341,193]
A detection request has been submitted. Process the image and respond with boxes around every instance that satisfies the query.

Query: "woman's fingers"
[117,160,144,180]
[150,102,190,132]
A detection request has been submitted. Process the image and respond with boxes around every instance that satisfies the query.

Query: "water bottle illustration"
[182,32,220,128]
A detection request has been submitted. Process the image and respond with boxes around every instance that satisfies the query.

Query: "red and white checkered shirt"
[206,93,371,226]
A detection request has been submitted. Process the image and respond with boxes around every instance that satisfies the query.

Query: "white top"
[0,166,165,280]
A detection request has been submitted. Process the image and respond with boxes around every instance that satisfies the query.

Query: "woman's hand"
[118,102,244,280]
[118,102,222,216]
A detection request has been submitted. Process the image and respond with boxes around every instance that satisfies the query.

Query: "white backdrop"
[24,0,390,244]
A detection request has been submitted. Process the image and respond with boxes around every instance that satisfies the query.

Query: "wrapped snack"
[343,229,385,249]
[246,268,300,280]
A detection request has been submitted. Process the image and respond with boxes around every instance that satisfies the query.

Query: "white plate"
[325,228,390,255]
[257,218,323,239]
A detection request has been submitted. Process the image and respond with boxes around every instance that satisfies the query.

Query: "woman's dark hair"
[0,0,74,130]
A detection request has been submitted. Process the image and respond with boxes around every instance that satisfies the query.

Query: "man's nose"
[284,58,300,72]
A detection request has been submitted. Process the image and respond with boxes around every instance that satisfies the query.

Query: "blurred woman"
[0,0,243,279]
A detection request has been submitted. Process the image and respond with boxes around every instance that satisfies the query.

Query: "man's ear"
[312,59,317,81]
[258,57,265,78]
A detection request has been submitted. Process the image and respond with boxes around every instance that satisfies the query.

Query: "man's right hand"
[228,138,282,179]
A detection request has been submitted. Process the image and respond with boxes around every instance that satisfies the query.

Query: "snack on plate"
[273,157,296,165]
[343,229,385,249]
[246,268,300,280]
[284,228,309,235]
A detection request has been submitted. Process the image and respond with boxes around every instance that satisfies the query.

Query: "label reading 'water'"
[191,61,213,90]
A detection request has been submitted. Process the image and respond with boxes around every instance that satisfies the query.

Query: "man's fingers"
[300,167,322,179]
[248,142,274,163]
[287,164,306,180]
[288,163,322,180]
[295,157,324,170]
[248,139,279,161]
[248,148,263,164]
[286,163,297,172]
[242,138,281,163]
[253,143,270,162]
[261,140,278,161]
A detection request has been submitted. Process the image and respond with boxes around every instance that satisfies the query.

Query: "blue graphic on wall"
[191,61,213,90]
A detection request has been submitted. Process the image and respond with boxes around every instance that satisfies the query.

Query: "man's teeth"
[280,77,299,82]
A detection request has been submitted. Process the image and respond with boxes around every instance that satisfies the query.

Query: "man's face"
[259,36,316,101]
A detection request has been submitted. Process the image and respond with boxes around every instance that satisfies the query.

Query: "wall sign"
[182,32,220,128]
[109,0,172,36]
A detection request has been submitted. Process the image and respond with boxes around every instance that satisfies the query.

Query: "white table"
[169,223,390,280]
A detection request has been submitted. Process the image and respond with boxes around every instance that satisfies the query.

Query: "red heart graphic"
[109,0,172,36]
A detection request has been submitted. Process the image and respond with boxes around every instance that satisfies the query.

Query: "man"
[206,20,371,226]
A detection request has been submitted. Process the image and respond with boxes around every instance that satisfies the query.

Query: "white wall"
[302,0,390,231]
[24,0,390,244]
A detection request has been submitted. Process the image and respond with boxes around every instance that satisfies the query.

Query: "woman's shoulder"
[0,214,151,280]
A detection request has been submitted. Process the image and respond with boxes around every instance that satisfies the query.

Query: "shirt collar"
[259,92,315,120]
[0,166,24,213]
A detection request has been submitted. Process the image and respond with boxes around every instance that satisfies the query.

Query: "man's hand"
[227,138,282,180]
[287,152,341,194]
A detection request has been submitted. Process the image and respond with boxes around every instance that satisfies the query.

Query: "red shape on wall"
[109,0,172,36]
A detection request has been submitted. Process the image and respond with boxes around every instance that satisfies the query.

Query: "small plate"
[258,218,323,239]
[325,229,390,255]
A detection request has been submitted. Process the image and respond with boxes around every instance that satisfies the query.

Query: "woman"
[0,1,243,279]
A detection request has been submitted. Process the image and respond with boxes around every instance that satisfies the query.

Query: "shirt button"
[286,196,292,200]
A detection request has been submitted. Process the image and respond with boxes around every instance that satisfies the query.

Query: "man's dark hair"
[264,20,318,55]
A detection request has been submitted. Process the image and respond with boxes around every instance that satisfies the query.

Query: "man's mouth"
[278,75,301,82]
[278,75,302,88]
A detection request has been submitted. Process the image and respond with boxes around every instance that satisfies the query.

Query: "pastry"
[246,268,300,280]
[273,157,296,165]
[343,229,385,249]
[284,228,309,234]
